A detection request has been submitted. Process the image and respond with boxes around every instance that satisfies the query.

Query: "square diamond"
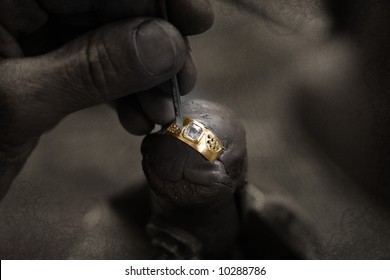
[184,123,203,141]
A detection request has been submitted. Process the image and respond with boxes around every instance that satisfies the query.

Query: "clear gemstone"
[184,123,202,141]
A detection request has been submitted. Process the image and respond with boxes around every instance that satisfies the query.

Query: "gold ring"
[165,118,224,162]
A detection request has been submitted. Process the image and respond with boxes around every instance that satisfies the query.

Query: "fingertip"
[137,90,175,125]
[177,51,197,95]
[157,50,197,96]
[116,95,155,135]
[168,0,214,35]
[134,19,187,76]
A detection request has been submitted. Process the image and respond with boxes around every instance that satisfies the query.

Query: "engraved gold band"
[165,118,224,162]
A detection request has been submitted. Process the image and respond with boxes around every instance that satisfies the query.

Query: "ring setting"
[166,118,224,162]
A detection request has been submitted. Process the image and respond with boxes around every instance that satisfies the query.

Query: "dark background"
[1,0,390,259]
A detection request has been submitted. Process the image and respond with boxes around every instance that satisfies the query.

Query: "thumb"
[0,18,187,120]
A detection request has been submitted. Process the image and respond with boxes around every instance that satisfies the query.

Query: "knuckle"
[77,39,120,104]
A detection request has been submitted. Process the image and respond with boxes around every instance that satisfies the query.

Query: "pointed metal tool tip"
[160,0,184,129]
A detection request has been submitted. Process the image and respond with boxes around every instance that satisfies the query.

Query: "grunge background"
[1,0,390,259]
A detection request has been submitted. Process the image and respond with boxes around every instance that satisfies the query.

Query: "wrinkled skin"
[0,0,214,200]
[141,100,247,258]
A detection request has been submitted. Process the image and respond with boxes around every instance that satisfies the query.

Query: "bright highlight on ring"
[165,118,224,162]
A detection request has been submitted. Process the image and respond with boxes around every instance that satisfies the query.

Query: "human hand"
[0,0,213,199]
